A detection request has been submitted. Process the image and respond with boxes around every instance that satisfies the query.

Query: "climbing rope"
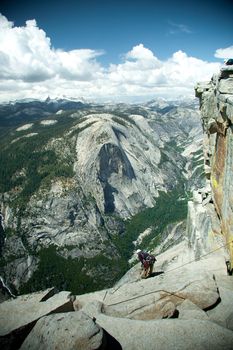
[104,239,233,307]
[164,239,233,275]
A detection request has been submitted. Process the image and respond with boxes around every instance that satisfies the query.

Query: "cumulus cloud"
[215,46,233,59]
[0,14,223,102]
[0,14,104,83]
[109,44,163,86]
[109,46,220,93]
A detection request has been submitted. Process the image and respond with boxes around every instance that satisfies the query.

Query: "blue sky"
[0,0,232,102]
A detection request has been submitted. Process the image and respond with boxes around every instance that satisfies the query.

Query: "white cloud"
[109,45,162,85]
[164,51,220,87]
[126,44,159,63]
[215,46,233,59]
[0,14,104,83]
[108,46,220,94]
[0,14,223,102]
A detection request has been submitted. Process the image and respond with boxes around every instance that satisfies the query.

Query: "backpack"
[145,254,156,266]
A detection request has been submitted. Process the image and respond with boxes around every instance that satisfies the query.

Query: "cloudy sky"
[0,0,233,102]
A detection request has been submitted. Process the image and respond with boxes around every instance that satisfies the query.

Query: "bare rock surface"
[94,315,233,350]
[0,288,73,336]
[177,299,209,320]
[195,69,233,272]
[1,242,232,350]
[207,277,233,330]
[74,113,163,217]
[226,312,233,331]
[214,274,233,291]
[74,242,225,321]
[20,311,104,350]
[218,78,233,94]
[101,269,218,319]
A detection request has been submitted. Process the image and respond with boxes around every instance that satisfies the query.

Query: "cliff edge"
[195,64,233,271]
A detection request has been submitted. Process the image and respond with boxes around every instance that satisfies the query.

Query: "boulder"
[0,288,73,349]
[20,311,104,350]
[177,299,209,320]
[218,78,233,94]
[81,300,104,318]
[94,314,233,350]
[73,288,109,311]
[0,288,73,336]
[207,286,233,329]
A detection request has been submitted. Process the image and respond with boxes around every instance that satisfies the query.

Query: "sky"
[0,0,233,102]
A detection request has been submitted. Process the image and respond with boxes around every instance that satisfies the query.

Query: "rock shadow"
[203,296,221,311]
[101,329,122,349]
[149,271,164,278]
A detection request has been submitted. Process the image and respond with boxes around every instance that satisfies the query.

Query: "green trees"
[0,114,76,211]
[19,245,125,295]
[113,190,188,261]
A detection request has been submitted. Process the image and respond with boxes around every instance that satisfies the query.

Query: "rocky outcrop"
[0,288,73,337]
[194,65,233,271]
[0,288,74,349]
[71,242,233,349]
[207,274,233,329]
[73,243,227,318]
[1,240,233,350]
[20,311,105,350]
[186,186,225,260]
[87,315,233,350]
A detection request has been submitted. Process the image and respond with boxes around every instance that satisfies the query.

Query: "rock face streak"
[193,65,233,268]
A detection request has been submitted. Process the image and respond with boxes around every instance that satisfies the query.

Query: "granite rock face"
[74,113,162,218]
[73,244,226,320]
[192,66,233,269]
[0,288,73,337]
[1,239,232,350]
[71,246,232,349]
[0,288,74,350]
[207,275,233,330]
[91,317,233,350]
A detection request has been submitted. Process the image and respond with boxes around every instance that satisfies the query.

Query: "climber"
[136,249,156,278]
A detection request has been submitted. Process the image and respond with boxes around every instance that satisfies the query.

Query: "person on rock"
[136,249,156,278]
